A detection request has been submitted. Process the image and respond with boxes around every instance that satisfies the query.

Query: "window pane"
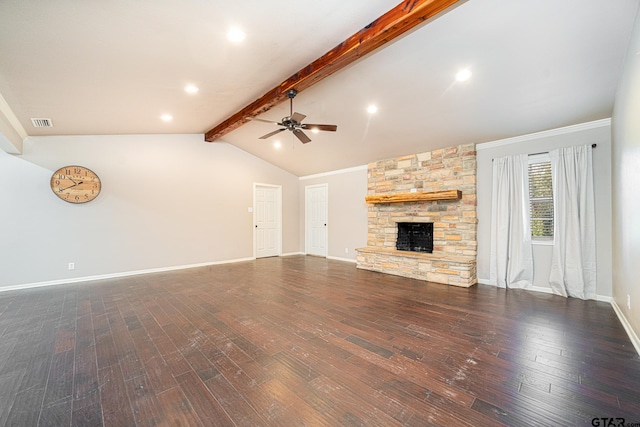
[528,160,553,238]
[531,219,554,237]
[531,199,553,218]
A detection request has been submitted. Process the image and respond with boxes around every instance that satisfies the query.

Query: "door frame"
[253,183,282,259]
[305,183,329,257]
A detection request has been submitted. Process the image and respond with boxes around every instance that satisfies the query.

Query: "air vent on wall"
[31,118,53,128]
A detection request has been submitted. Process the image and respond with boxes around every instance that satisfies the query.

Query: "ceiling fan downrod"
[285,89,297,116]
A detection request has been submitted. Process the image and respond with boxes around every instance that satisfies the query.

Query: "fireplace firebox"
[396,222,433,253]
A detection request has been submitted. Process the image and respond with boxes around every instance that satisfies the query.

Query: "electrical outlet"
[627,294,631,310]
[68,262,75,271]
[345,248,349,254]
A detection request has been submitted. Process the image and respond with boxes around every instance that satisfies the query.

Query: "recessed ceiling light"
[273,141,282,149]
[227,27,246,43]
[184,85,199,94]
[367,104,378,114]
[310,128,320,134]
[160,114,173,122]
[456,69,472,82]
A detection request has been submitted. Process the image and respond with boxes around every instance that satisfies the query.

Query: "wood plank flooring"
[0,255,639,426]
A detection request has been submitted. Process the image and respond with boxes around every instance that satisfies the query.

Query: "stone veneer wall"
[367,144,477,254]
[357,144,477,286]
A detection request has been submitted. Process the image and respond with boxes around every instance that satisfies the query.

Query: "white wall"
[299,166,368,261]
[476,120,613,297]
[0,134,300,288]
[612,8,640,342]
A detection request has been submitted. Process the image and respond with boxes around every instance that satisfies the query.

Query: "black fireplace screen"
[396,222,433,253]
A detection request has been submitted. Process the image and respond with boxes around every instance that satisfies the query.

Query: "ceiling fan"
[250,89,337,144]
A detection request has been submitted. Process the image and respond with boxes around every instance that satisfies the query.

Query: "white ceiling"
[1,0,638,176]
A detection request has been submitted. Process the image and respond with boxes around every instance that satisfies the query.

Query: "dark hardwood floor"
[0,255,638,426]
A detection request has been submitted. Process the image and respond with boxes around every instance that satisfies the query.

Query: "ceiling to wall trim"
[299,164,368,181]
[475,118,612,151]
[0,91,27,154]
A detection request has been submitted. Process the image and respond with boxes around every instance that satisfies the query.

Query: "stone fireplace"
[356,144,477,287]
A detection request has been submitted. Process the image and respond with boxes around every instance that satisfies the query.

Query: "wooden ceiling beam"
[204,0,463,142]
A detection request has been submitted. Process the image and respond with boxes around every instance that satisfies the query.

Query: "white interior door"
[255,184,280,258]
[305,184,328,257]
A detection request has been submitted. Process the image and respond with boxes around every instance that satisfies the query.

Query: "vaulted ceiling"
[1,0,638,176]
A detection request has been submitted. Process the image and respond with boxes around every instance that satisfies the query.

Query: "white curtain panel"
[489,154,534,289]
[549,145,597,299]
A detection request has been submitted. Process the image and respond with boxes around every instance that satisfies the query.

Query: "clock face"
[50,165,101,204]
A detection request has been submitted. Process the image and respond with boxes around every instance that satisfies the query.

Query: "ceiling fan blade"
[249,117,278,124]
[293,129,311,144]
[302,124,337,132]
[259,128,286,139]
[290,112,306,123]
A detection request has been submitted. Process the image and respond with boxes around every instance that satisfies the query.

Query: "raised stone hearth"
[356,247,476,287]
[356,144,477,287]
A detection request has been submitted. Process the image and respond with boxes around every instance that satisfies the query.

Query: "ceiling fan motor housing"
[286,89,298,99]
[280,118,296,129]
[256,88,336,144]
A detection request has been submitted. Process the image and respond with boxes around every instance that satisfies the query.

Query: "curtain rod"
[527,143,597,157]
[491,143,598,161]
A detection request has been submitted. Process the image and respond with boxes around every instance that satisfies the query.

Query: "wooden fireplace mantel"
[365,190,462,204]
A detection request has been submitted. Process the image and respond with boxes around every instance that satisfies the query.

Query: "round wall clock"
[50,165,102,204]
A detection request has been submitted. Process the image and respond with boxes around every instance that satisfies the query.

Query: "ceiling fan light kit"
[251,89,337,144]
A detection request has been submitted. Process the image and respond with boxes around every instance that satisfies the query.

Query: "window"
[528,154,553,239]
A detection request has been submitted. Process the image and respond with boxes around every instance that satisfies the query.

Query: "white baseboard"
[282,253,356,263]
[327,256,357,263]
[611,300,640,356]
[280,252,305,257]
[529,286,614,303]
[478,279,611,302]
[0,257,256,293]
[530,285,553,295]
[479,279,557,295]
